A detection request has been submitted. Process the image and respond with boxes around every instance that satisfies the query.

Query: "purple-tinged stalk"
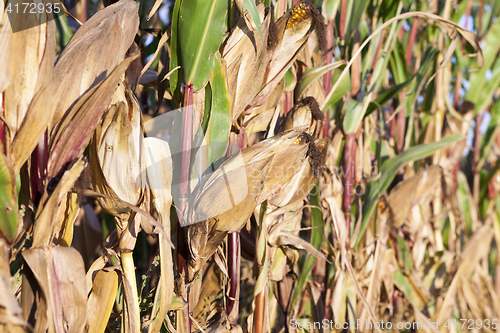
[226,231,240,319]
[254,288,266,333]
[31,130,48,206]
[351,31,361,98]
[366,30,385,88]
[354,128,363,184]
[478,0,484,38]
[177,84,194,331]
[342,132,356,234]
[405,18,418,68]
[226,131,245,322]
[339,0,347,58]
[473,112,483,205]
[284,91,293,116]
[390,98,396,143]
[278,0,287,18]
[454,69,462,109]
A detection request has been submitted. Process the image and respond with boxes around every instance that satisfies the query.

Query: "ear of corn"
[1,1,500,332]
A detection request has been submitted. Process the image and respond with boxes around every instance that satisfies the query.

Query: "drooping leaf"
[243,0,263,44]
[355,135,463,247]
[296,61,346,99]
[47,54,139,181]
[22,246,87,333]
[289,183,323,315]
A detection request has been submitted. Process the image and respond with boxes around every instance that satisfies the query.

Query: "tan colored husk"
[9,0,139,173]
[186,130,316,280]
[32,160,86,247]
[222,4,272,123]
[142,137,175,333]
[88,82,145,218]
[4,0,56,138]
[48,0,140,128]
[244,5,317,113]
[0,0,11,94]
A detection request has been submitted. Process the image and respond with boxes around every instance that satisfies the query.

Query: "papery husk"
[383,165,443,229]
[243,78,284,134]
[32,159,86,247]
[48,0,139,128]
[0,239,26,332]
[0,0,11,94]
[88,81,145,218]
[268,138,326,207]
[245,2,325,114]
[86,269,119,333]
[222,4,273,123]
[186,129,322,280]
[278,96,324,138]
[9,0,139,173]
[4,0,56,137]
[187,156,271,281]
[141,137,175,333]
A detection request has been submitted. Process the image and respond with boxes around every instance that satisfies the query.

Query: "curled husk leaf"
[186,129,322,280]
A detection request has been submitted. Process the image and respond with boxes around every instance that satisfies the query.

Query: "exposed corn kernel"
[286,2,311,29]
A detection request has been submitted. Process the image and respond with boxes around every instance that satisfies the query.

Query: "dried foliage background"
[1,0,500,332]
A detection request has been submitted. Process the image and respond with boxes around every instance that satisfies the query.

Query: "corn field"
[1,0,500,332]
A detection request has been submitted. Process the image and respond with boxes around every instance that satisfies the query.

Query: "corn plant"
[1,0,499,332]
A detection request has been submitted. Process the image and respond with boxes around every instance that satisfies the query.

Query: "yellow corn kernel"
[286,2,311,29]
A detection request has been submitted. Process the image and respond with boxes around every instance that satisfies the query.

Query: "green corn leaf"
[0,154,18,243]
[289,183,323,315]
[366,79,411,116]
[297,61,346,99]
[177,0,227,90]
[168,0,182,104]
[465,21,500,112]
[479,99,500,167]
[204,53,231,167]
[243,0,263,45]
[322,69,350,111]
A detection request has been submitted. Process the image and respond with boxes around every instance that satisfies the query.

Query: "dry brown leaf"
[4,0,56,137]
[22,246,87,333]
[10,0,139,173]
[47,54,140,181]
[0,241,26,332]
[0,0,10,94]
[433,225,494,323]
[32,160,86,247]
[384,166,442,228]
[49,0,139,128]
